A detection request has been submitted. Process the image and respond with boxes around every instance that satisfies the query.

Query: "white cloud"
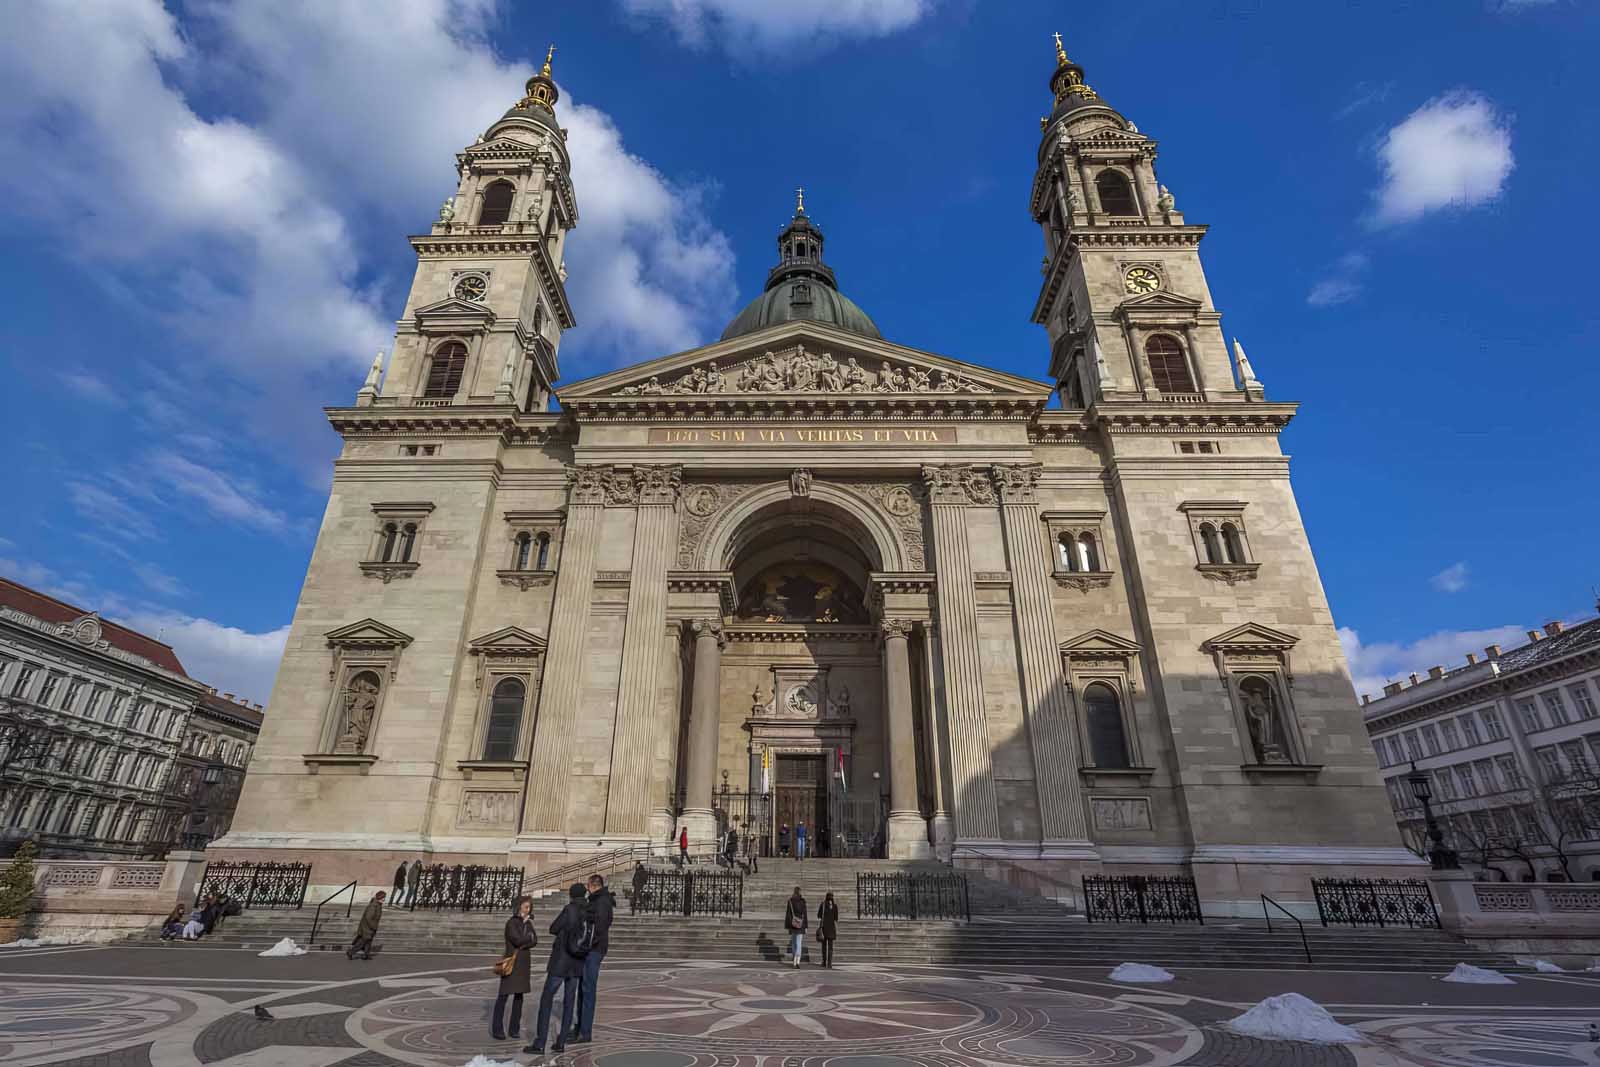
[60,372,126,408]
[147,451,293,536]
[620,0,930,49]
[1375,91,1514,224]
[67,482,160,541]
[1307,252,1368,307]
[132,562,187,600]
[1339,623,1528,702]
[120,611,289,707]
[1429,561,1470,593]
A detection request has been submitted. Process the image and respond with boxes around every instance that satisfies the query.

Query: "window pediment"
[325,619,413,650]
[467,626,548,657]
[413,298,497,326]
[1201,622,1298,655]
[1060,630,1143,658]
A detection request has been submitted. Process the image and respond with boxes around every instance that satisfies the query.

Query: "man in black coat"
[571,873,615,1044]
[525,883,589,1055]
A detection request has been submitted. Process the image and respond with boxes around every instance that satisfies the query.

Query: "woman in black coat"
[816,891,839,968]
[783,887,807,967]
[492,895,538,1041]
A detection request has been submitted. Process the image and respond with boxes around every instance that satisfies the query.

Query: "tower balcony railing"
[412,398,454,408]
[1157,392,1204,404]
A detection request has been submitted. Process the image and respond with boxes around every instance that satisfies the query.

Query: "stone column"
[1181,323,1212,396]
[921,466,1001,842]
[992,464,1094,855]
[919,627,955,860]
[648,621,686,846]
[881,619,932,858]
[520,466,606,842]
[679,618,725,843]
[605,466,681,838]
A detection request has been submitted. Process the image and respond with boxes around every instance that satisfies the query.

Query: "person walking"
[783,886,807,967]
[571,873,614,1045]
[405,857,422,907]
[778,821,791,858]
[724,825,739,869]
[391,861,408,906]
[491,895,537,1041]
[347,890,385,960]
[678,825,689,866]
[524,883,590,1056]
[795,820,808,860]
[817,891,839,968]
[630,860,648,910]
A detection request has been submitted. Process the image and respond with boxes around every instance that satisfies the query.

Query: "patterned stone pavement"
[2,943,1598,1066]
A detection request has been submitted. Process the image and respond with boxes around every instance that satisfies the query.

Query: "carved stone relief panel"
[458,789,520,830]
[1090,796,1153,832]
[855,480,927,570]
[675,480,765,569]
[613,343,993,397]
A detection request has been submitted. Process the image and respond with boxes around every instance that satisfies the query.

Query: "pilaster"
[648,620,687,844]
[680,617,725,843]
[605,465,682,836]
[881,618,932,859]
[921,466,1001,841]
[992,463,1094,852]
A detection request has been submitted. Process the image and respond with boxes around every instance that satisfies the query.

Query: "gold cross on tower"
[795,186,806,214]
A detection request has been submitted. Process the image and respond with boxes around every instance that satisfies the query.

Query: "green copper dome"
[720,195,881,342]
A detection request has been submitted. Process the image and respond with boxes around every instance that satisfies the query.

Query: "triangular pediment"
[1202,622,1299,653]
[468,625,548,655]
[414,297,496,322]
[1115,290,1203,313]
[466,137,541,156]
[1060,629,1143,656]
[558,321,1052,405]
[325,619,413,648]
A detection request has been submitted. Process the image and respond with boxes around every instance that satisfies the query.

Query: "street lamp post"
[1406,760,1460,870]
[182,761,224,851]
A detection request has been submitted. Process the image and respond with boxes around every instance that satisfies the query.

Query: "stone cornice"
[325,405,573,444]
[722,624,880,645]
[1090,402,1297,435]
[562,393,1043,423]
[1366,644,1600,730]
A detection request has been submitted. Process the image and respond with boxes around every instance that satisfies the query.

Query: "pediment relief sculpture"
[612,344,992,397]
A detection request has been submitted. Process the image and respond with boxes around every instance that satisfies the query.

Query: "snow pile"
[1109,962,1175,983]
[257,938,307,958]
[460,1059,521,1067]
[1441,963,1514,985]
[1515,957,1564,973]
[0,934,95,949]
[1224,992,1365,1044]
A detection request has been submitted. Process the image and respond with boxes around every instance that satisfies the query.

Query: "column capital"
[879,618,916,642]
[568,464,633,506]
[689,617,726,649]
[990,463,1042,505]
[921,464,996,506]
[635,464,683,506]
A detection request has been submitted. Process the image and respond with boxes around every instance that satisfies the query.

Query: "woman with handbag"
[783,886,807,967]
[816,891,839,968]
[491,895,538,1041]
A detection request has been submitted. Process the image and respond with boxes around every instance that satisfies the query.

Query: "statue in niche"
[1240,677,1289,764]
[751,687,767,717]
[335,672,381,754]
[438,198,456,222]
[789,468,813,497]
[833,684,851,718]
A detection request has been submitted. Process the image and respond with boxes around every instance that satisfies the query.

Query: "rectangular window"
[1455,765,1478,796]
[1568,683,1597,720]
[1404,730,1422,760]
[1535,746,1562,783]
[1481,707,1506,740]
[38,673,61,706]
[1373,738,1390,767]
[1433,769,1456,799]
[1458,714,1481,745]
[1473,758,1497,793]
[63,678,84,711]
[1422,724,1442,755]
[84,688,104,720]
[1559,740,1588,775]
[1440,720,1461,750]
[1516,698,1542,733]
[1588,734,1600,769]
[127,704,144,731]
[1490,808,1515,837]
[1494,754,1523,789]
[1541,691,1570,726]
[1515,805,1543,841]
[11,664,37,698]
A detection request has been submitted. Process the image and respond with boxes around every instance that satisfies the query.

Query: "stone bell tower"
[1029,34,1257,409]
[361,46,578,413]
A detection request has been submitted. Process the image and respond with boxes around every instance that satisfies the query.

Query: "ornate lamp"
[1406,760,1458,870]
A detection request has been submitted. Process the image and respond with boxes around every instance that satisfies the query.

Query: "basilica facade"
[216,41,1416,910]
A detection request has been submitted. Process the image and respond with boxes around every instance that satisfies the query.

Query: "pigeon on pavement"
[252,1005,274,1021]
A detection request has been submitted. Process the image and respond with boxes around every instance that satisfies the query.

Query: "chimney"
[1465,652,1478,665]
[1545,621,1564,637]
[223,692,235,701]
[1485,644,1501,659]
[1408,673,1420,686]
[1384,682,1403,696]
[1428,665,1445,680]
[1526,630,1543,643]
[1361,694,1371,705]
[207,685,217,694]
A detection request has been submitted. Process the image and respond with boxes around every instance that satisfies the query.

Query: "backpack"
[563,905,595,959]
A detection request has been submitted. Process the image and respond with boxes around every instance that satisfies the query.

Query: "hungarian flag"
[760,749,770,794]
[836,749,848,793]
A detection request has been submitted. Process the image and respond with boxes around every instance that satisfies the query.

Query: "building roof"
[1495,616,1600,673]
[196,688,265,731]
[719,201,882,343]
[0,576,187,676]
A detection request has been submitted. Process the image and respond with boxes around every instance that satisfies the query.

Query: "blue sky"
[0,0,1595,704]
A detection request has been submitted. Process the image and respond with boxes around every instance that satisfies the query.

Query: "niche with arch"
[1059,629,1152,785]
[460,626,547,778]
[309,618,413,767]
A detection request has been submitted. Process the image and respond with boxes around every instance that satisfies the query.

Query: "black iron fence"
[407,864,524,912]
[1311,878,1439,928]
[856,872,971,920]
[1082,875,1204,924]
[194,861,311,910]
[630,868,744,917]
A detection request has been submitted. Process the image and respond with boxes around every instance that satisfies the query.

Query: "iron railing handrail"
[308,881,357,945]
[1260,894,1311,963]
[950,843,1079,904]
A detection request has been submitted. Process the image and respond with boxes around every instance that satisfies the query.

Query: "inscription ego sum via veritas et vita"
[647,425,957,446]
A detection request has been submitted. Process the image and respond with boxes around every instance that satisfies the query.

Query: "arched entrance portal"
[676,493,932,860]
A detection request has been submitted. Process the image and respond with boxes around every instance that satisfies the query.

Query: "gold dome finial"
[1053,31,1067,65]
[796,186,806,215]
[542,44,556,77]
[518,45,561,113]
[1047,31,1096,105]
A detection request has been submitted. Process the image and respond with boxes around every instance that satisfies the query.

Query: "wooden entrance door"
[774,754,827,853]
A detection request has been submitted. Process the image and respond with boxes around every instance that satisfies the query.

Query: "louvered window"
[1146,335,1195,394]
[423,342,467,398]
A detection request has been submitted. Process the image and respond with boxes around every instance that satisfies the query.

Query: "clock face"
[1124,267,1161,294]
[454,275,488,302]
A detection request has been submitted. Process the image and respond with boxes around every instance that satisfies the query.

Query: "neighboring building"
[1362,612,1600,882]
[165,688,262,850]
[0,577,265,857]
[217,40,1413,912]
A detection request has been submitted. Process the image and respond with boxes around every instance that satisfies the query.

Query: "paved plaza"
[1,943,1598,1066]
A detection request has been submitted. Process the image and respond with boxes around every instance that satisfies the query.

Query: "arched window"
[380,522,399,562]
[1199,522,1223,565]
[1221,522,1246,564]
[479,180,515,226]
[483,678,526,761]
[535,532,550,570]
[514,532,532,570]
[1077,533,1100,572]
[1084,683,1130,768]
[423,342,468,399]
[1145,335,1195,394]
[1095,170,1138,216]
[399,523,418,563]
[1058,534,1078,572]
